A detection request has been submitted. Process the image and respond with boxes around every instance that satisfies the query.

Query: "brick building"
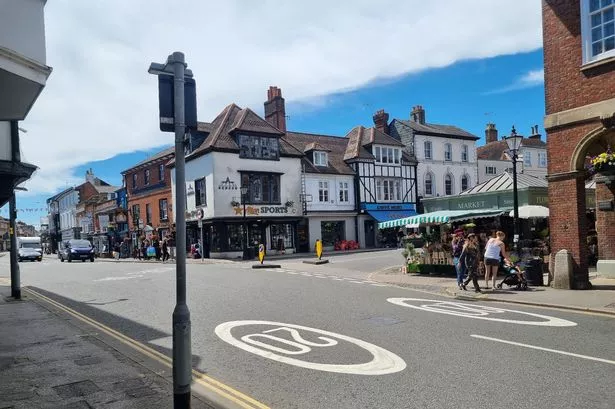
[542,0,615,286]
[122,147,174,246]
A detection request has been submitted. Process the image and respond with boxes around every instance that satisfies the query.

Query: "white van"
[17,237,43,262]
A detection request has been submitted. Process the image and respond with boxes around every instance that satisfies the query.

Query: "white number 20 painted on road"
[215,320,406,375]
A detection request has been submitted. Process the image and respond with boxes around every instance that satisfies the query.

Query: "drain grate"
[53,380,101,399]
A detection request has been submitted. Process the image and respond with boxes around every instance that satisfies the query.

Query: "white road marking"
[349,281,365,284]
[471,335,615,365]
[371,284,389,287]
[94,276,141,282]
[215,320,406,375]
[286,272,300,275]
[388,298,577,327]
[332,278,345,281]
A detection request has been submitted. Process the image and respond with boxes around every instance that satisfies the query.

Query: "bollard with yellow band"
[258,243,265,264]
[315,239,323,260]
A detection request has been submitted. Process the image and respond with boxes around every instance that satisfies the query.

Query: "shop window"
[241,172,281,204]
[271,224,293,250]
[321,221,345,246]
[226,224,244,251]
[211,224,221,252]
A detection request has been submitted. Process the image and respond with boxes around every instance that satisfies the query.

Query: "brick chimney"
[485,123,498,144]
[373,109,389,134]
[264,86,286,132]
[529,124,541,139]
[410,105,426,124]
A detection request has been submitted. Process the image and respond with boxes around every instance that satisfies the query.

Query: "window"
[159,199,168,221]
[339,182,349,203]
[159,164,165,181]
[538,152,547,168]
[376,179,401,202]
[318,181,329,202]
[461,145,468,162]
[445,174,453,196]
[321,221,345,246]
[461,174,469,191]
[241,173,281,204]
[131,204,140,226]
[271,224,294,250]
[238,135,280,160]
[425,173,433,196]
[524,151,532,167]
[374,146,401,164]
[486,166,497,175]
[314,151,328,166]
[444,143,452,161]
[195,178,206,207]
[132,174,137,189]
[582,0,615,63]
[144,169,150,185]
[225,224,244,251]
[424,141,432,160]
[145,203,152,225]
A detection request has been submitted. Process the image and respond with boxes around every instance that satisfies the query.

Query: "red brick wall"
[543,0,615,114]
[77,182,99,203]
[127,190,172,231]
[126,163,171,196]
[546,122,598,174]
[595,182,615,259]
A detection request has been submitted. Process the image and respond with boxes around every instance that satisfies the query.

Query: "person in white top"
[483,231,510,289]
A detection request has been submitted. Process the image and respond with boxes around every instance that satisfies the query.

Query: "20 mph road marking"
[215,320,406,375]
[472,335,615,365]
[388,298,577,327]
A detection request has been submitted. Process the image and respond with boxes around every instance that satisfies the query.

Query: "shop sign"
[456,200,488,210]
[218,177,238,190]
[363,203,415,211]
[232,205,296,216]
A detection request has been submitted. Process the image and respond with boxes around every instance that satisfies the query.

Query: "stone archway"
[570,125,615,277]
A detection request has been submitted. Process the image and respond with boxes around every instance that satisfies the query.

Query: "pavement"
[368,267,615,315]
[0,281,216,409]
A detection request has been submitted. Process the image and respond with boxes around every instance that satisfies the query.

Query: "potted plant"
[285,200,295,208]
[401,242,420,274]
[588,147,615,183]
[230,200,240,207]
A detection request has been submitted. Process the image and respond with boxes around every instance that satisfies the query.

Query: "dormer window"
[314,151,328,166]
[374,145,401,165]
[238,134,280,160]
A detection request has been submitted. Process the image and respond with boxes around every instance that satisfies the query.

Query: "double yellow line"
[24,287,269,409]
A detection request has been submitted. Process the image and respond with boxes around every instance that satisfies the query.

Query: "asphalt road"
[4,253,615,409]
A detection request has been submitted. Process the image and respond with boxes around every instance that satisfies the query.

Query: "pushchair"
[495,262,528,290]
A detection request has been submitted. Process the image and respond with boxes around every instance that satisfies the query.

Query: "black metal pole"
[243,195,248,260]
[169,52,191,408]
[9,120,20,299]
[512,153,520,256]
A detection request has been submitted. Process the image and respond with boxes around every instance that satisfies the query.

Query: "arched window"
[425,173,433,196]
[445,174,453,196]
[461,174,469,191]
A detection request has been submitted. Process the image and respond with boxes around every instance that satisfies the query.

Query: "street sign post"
[197,209,203,263]
[149,52,194,409]
[258,243,265,264]
[315,239,323,260]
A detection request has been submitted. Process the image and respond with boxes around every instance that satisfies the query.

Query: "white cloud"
[484,68,544,94]
[20,0,543,195]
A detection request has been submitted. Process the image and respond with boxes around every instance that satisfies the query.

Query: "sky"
[1,0,546,228]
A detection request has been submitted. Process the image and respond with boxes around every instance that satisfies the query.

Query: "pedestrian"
[460,233,482,293]
[153,236,161,261]
[162,238,170,262]
[397,228,405,248]
[452,228,466,290]
[141,240,148,260]
[483,230,510,289]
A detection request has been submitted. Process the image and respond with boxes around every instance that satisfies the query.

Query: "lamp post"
[241,185,249,260]
[505,126,522,256]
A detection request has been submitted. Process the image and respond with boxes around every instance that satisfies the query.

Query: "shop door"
[364,220,375,248]
[296,219,310,252]
[248,223,265,259]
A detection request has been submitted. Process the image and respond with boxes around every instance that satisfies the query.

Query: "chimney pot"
[485,123,498,144]
[410,105,426,124]
[264,86,286,132]
[373,109,390,134]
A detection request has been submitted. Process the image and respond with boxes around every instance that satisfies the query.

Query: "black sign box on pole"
[157,74,197,132]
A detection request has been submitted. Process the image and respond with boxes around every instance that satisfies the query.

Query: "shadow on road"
[26,286,202,368]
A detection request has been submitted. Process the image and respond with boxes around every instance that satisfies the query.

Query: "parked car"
[17,237,43,262]
[58,239,95,262]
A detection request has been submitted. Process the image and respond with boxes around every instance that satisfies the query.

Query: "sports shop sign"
[232,205,296,216]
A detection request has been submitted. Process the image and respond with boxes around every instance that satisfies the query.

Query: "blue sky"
[3,48,546,228]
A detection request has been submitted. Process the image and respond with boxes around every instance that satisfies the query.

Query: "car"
[58,239,95,262]
[17,237,43,262]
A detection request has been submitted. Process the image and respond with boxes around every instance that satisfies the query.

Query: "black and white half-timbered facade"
[343,126,418,247]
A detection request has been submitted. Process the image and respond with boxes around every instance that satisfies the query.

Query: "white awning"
[378,208,508,229]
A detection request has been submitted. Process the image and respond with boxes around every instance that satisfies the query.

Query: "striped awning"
[377,209,508,229]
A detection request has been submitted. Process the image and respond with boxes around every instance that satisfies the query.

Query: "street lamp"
[505,126,522,256]
[241,185,249,260]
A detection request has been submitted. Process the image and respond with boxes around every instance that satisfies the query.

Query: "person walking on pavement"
[452,229,466,290]
[162,238,170,262]
[460,233,481,293]
[483,230,510,289]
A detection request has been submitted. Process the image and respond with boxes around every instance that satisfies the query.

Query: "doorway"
[364,220,375,248]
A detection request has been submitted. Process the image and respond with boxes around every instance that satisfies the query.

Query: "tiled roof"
[477,140,509,160]
[95,185,121,194]
[343,126,374,161]
[460,172,547,195]
[521,137,547,147]
[397,119,479,140]
[284,131,355,175]
[363,127,404,147]
[122,146,175,174]
[184,104,303,161]
[303,141,331,152]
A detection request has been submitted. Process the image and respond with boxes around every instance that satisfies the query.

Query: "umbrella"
[509,205,549,219]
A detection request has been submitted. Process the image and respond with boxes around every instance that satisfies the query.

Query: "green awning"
[377,208,508,229]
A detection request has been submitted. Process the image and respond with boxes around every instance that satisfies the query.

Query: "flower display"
[588,147,615,174]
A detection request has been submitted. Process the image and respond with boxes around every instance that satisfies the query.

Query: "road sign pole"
[199,220,203,263]
[170,52,191,408]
